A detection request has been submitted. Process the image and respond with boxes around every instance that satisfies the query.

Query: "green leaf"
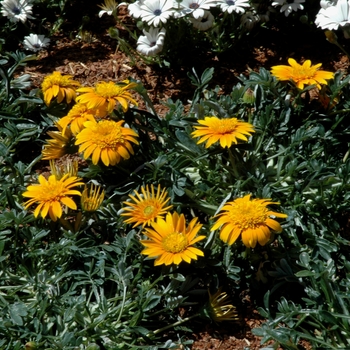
[295,270,316,278]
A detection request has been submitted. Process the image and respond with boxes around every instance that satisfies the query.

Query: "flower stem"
[228,148,240,179]
[151,313,201,336]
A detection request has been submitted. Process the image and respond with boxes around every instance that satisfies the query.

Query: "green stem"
[151,313,201,336]
[227,148,240,179]
[115,283,127,324]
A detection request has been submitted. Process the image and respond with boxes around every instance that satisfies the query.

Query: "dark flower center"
[150,41,156,47]
[189,3,199,9]
[226,0,236,5]
[153,9,162,16]
[12,6,21,15]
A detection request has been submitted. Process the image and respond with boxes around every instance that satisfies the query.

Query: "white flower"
[189,9,214,30]
[23,33,50,52]
[215,0,250,15]
[0,0,34,23]
[127,0,144,18]
[137,27,166,56]
[140,0,175,26]
[98,0,118,17]
[320,0,336,10]
[271,0,305,17]
[315,0,350,30]
[240,11,259,30]
[177,0,216,19]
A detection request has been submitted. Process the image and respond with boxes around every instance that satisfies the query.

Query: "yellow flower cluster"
[24,71,141,222]
[40,71,139,166]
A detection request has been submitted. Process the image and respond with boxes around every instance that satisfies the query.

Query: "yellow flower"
[42,123,76,160]
[271,58,334,90]
[49,159,79,180]
[211,194,288,248]
[76,80,138,115]
[98,0,118,16]
[121,184,172,227]
[41,71,81,106]
[81,183,105,212]
[23,174,84,221]
[58,103,97,135]
[140,212,205,266]
[204,289,239,323]
[191,116,255,149]
[75,119,139,166]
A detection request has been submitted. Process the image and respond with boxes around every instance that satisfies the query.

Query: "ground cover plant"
[1,0,350,349]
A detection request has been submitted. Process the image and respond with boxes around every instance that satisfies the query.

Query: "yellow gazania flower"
[211,194,288,248]
[81,183,105,212]
[75,119,139,166]
[270,58,334,90]
[140,212,206,266]
[41,71,81,106]
[191,116,255,149]
[49,159,79,180]
[121,184,173,227]
[58,103,97,135]
[42,123,76,160]
[204,289,239,323]
[23,174,84,221]
[76,80,138,115]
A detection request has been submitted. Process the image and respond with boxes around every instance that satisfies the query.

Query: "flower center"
[189,3,199,9]
[153,9,162,16]
[39,181,66,202]
[42,72,75,90]
[143,205,155,217]
[226,0,235,5]
[91,121,124,149]
[292,67,316,82]
[214,118,239,134]
[12,7,21,14]
[162,232,188,253]
[228,201,268,229]
[95,82,124,98]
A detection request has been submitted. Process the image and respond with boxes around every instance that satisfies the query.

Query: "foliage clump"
[1,1,350,349]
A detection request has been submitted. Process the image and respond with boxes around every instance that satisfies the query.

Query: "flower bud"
[242,88,255,105]
[325,30,338,44]
[109,27,119,39]
[25,342,37,350]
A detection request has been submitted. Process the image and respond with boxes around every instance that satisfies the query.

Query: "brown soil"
[21,8,350,349]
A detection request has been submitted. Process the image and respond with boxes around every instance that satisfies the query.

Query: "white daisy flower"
[177,0,216,19]
[315,0,350,30]
[215,0,250,15]
[127,0,145,18]
[98,0,118,17]
[23,33,50,52]
[140,0,175,27]
[271,0,305,17]
[189,9,214,30]
[0,0,34,23]
[136,27,166,56]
